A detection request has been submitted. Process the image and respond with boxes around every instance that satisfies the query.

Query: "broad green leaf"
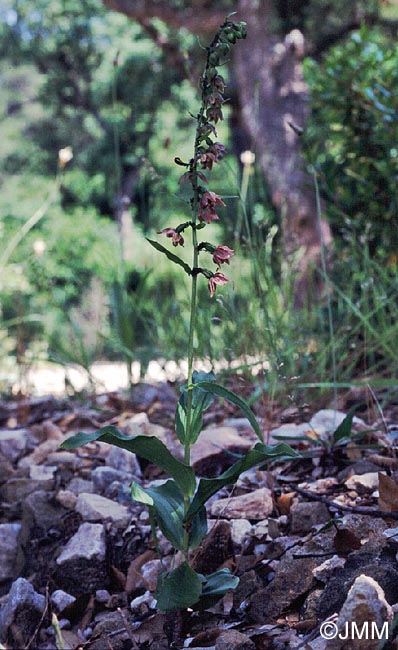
[188,504,207,551]
[333,405,360,444]
[176,370,216,444]
[131,480,207,551]
[130,480,154,506]
[155,563,202,611]
[195,568,239,609]
[185,442,299,523]
[144,480,185,550]
[146,238,192,275]
[196,381,264,442]
[60,426,195,497]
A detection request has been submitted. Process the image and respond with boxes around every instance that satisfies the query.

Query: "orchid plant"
[61,17,297,612]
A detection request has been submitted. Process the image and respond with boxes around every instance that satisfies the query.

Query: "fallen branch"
[294,486,398,520]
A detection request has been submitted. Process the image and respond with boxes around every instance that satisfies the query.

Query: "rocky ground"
[1,381,398,649]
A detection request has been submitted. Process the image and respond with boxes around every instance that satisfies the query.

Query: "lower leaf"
[194,568,239,610]
[155,563,202,611]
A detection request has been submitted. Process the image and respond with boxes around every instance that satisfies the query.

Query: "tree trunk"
[102,0,332,306]
[234,0,332,307]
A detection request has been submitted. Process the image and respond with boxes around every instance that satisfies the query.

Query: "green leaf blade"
[155,563,202,611]
[195,568,239,609]
[146,238,192,275]
[60,426,196,497]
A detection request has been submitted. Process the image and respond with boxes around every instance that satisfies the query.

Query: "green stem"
[182,27,226,555]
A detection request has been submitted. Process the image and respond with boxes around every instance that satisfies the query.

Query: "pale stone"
[56,523,105,564]
[326,574,393,649]
[190,426,252,473]
[0,429,28,462]
[75,492,131,528]
[210,487,273,520]
[55,523,108,595]
[215,629,255,649]
[18,439,60,469]
[270,422,315,444]
[290,501,330,533]
[140,559,161,592]
[310,409,365,443]
[345,473,379,492]
[106,446,141,476]
[56,490,77,509]
[313,555,346,583]
[51,590,76,614]
[231,519,252,546]
[29,464,57,481]
[0,578,45,645]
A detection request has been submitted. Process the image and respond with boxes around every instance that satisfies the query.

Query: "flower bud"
[217,42,230,57]
[209,52,219,66]
[239,22,248,38]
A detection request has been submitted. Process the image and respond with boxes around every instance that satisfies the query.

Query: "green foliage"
[304,28,398,257]
[175,370,216,444]
[60,425,196,496]
[131,479,207,551]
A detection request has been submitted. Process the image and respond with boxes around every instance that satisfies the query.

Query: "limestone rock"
[57,522,106,564]
[190,426,252,475]
[345,473,379,492]
[89,609,136,650]
[231,519,252,546]
[67,477,94,494]
[0,577,45,646]
[17,490,68,577]
[92,466,130,494]
[55,522,108,595]
[56,489,77,509]
[326,574,393,650]
[270,410,365,446]
[215,629,255,649]
[75,492,131,528]
[249,554,320,622]
[290,501,330,533]
[310,409,365,437]
[46,450,83,468]
[50,589,76,614]
[140,559,162,592]
[316,545,398,620]
[0,477,54,503]
[29,464,57,483]
[0,428,28,462]
[18,438,60,469]
[0,523,21,582]
[210,487,273,520]
[106,446,142,476]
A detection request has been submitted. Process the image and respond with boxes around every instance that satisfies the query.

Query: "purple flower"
[198,191,226,224]
[199,143,226,170]
[158,228,184,247]
[213,245,234,266]
[208,272,229,297]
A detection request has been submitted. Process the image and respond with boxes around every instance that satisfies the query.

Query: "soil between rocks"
[1,380,398,649]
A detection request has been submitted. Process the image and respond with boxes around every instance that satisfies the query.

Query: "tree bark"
[234,0,331,306]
